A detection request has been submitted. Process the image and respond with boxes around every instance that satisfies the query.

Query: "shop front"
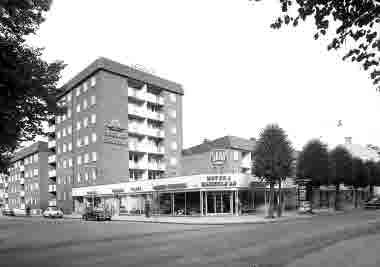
[72,173,265,216]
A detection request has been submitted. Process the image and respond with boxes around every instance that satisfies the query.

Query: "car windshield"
[49,207,58,211]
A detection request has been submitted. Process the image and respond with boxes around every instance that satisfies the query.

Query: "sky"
[26,0,380,151]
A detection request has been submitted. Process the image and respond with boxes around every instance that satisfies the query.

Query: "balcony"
[48,169,57,178]
[146,128,165,138]
[128,105,146,118]
[128,123,145,135]
[148,146,165,154]
[128,142,146,152]
[48,155,56,164]
[148,162,166,171]
[146,93,164,105]
[128,87,145,101]
[240,159,252,169]
[146,111,164,121]
[129,161,147,170]
[20,191,25,197]
[48,184,56,193]
[48,140,56,149]
[48,199,57,206]
[20,178,25,185]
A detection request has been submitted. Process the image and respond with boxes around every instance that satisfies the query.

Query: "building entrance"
[206,191,232,214]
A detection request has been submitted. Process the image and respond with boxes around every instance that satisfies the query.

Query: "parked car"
[364,197,380,209]
[13,208,27,216]
[2,207,14,216]
[82,207,112,221]
[43,206,64,218]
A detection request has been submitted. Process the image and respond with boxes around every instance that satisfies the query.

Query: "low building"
[5,142,50,212]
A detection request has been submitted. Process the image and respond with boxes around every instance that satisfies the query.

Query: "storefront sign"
[153,185,166,190]
[210,149,227,166]
[112,189,124,193]
[152,183,187,191]
[201,175,237,187]
[86,191,97,196]
[131,186,142,191]
[103,120,128,146]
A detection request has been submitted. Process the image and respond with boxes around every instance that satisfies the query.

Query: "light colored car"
[43,206,63,218]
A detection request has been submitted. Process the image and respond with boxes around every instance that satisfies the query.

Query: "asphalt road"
[1,210,380,267]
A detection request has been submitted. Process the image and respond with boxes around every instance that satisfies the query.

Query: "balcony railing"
[48,184,56,193]
[129,161,147,170]
[48,140,56,149]
[48,169,57,178]
[128,87,145,100]
[48,199,57,206]
[146,128,165,138]
[147,146,165,154]
[128,105,146,118]
[146,111,164,121]
[148,163,166,171]
[145,93,164,105]
[48,155,56,164]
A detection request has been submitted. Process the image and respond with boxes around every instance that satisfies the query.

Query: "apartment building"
[0,173,7,209]
[49,57,183,213]
[4,142,50,211]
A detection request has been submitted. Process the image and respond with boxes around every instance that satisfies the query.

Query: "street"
[1,210,380,267]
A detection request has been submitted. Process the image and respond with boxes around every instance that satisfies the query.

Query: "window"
[170,93,176,103]
[83,82,88,92]
[57,130,61,139]
[91,95,96,105]
[83,99,88,110]
[67,92,72,102]
[92,152,97,162]
[84,172,89,181]
[91,114,96,124]
[84,136,89,146]
[77,156,82,165]
[57,116,61,124]
[77,138,81,147]
[57,176,60,184]
[68,142,72,151]
[91,133,97,143]
[170,157,177,166]
[83,117,88,128]
[171,110,176,118]
[33,168,38,176]
[63,191,66,200]
[171,127,177,134]
[92,169,97,180]
[233,151,239,161]
[67,108,72,118]
[68,125,72,135]
[76,104,81,113]
[68,158,72,167]
[171,142,177,150]
[84,153,89,164]
[76,87,80,96]
[77,173,81,183]
[24,158,28,165]
[91,77,96,87]
[62,113,66,121]
[57,145,61,154]
[76,121,81,130]
[62,128,66,137]
[63,143,67,153]
[63,159,67,168]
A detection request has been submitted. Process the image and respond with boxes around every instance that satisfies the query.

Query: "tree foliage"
[297,139,329,187]
[0,0,65,172]
[351,157,368,188]
[251,0,380,91]
[253,124,294,217]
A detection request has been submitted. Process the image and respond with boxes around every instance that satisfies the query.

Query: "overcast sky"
[27,0,380,151]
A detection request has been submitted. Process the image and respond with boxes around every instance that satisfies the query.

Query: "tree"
[296,139,329,209]
[0,0,65,172]
[365,160,380,198]
[253,124,294,218]
[329,146,352,210]
[351,157,368,208]
[251,0,380,92]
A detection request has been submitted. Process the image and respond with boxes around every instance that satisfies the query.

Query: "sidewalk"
[65,211,314,225]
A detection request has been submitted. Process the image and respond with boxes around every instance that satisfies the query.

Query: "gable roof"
[182,136,256,156]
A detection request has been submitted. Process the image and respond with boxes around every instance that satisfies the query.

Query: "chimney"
[345,137,352,145]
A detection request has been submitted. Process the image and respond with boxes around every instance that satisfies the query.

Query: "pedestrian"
[26,205,31,216]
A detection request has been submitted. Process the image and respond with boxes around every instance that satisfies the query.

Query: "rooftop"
[59,57,184,97]
[11,141,49,163]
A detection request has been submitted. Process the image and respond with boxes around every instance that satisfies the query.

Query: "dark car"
[364,197,380,209]
[82,207,111,221]
[2,207,15,216]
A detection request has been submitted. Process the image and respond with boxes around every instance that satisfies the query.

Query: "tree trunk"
[319,188,322,208]
[334,184,340,210]
[369,185,374,199]
[354,188,358,208]
[267,182,275,218]
[277,179,283,217]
